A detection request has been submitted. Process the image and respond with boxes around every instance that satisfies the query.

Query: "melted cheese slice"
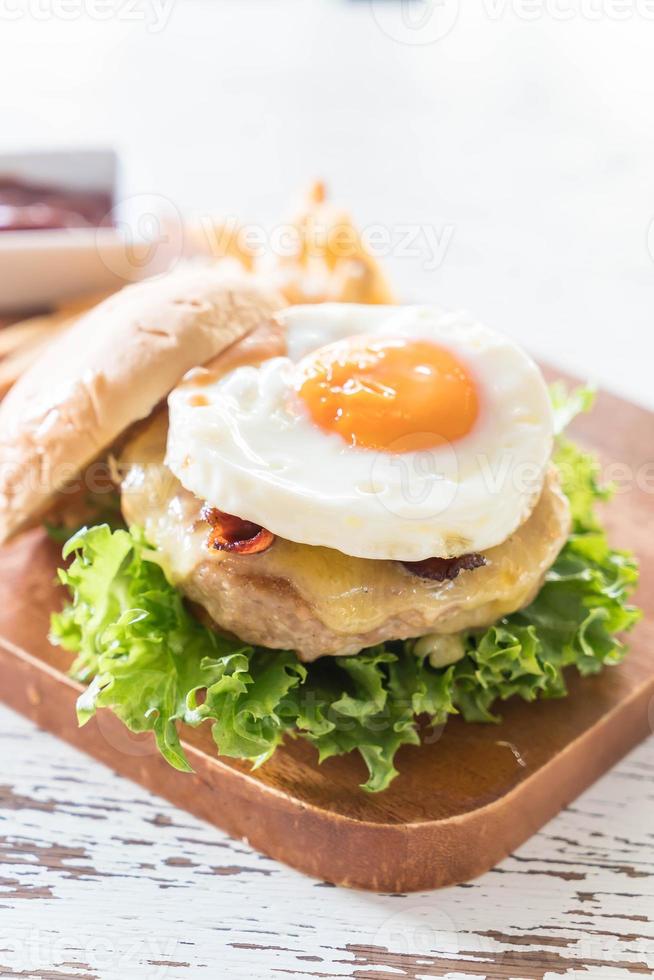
[120,414,571,641]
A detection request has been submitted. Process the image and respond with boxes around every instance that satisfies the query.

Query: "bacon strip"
[403,552,487,582]
[201,506,275,555]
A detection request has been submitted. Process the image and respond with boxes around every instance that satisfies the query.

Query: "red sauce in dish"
[0,177,113,232]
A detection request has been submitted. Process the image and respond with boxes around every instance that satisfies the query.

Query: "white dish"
[0,150,178,311]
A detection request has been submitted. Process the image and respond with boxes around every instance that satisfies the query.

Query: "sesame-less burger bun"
[0,267,284,544]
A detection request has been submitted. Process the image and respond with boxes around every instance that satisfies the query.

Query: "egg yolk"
[297,336,479,452]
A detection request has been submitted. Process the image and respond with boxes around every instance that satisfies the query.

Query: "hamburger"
[0,267,640,791]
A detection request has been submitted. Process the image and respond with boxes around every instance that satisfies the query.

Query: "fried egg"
[166,304,553,561]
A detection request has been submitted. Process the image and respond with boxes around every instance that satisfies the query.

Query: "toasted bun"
[0,266,283,543]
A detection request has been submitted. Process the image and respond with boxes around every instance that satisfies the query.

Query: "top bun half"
[0,266,284,543]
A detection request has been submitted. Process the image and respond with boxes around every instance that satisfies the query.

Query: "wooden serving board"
[0,383,652,893]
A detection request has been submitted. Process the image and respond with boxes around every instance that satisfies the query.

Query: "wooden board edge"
[1,633,652,892]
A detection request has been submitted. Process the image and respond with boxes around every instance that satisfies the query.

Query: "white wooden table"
[1,2,654,976]
[1,706,652,978]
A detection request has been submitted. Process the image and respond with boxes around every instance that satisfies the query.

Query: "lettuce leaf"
[50,386,640,792]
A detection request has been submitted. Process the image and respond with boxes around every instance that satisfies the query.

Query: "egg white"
[166,304,554,561]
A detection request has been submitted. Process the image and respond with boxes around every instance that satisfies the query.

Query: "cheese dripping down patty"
[166,304,554,562]
[119,414,570,660]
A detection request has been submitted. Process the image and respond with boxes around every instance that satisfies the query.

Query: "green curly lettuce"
[50,387,641,792]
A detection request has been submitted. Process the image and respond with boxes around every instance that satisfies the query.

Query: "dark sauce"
[0,176,113,232]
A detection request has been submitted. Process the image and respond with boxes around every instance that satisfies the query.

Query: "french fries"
[0,289,114,398]
[0,310,74,399]
[197,181,395,306]
[0,184,394,397]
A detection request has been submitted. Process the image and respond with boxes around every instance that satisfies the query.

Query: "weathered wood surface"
[0,704,652,978]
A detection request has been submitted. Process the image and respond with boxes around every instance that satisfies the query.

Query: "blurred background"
[1,0,653,405]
